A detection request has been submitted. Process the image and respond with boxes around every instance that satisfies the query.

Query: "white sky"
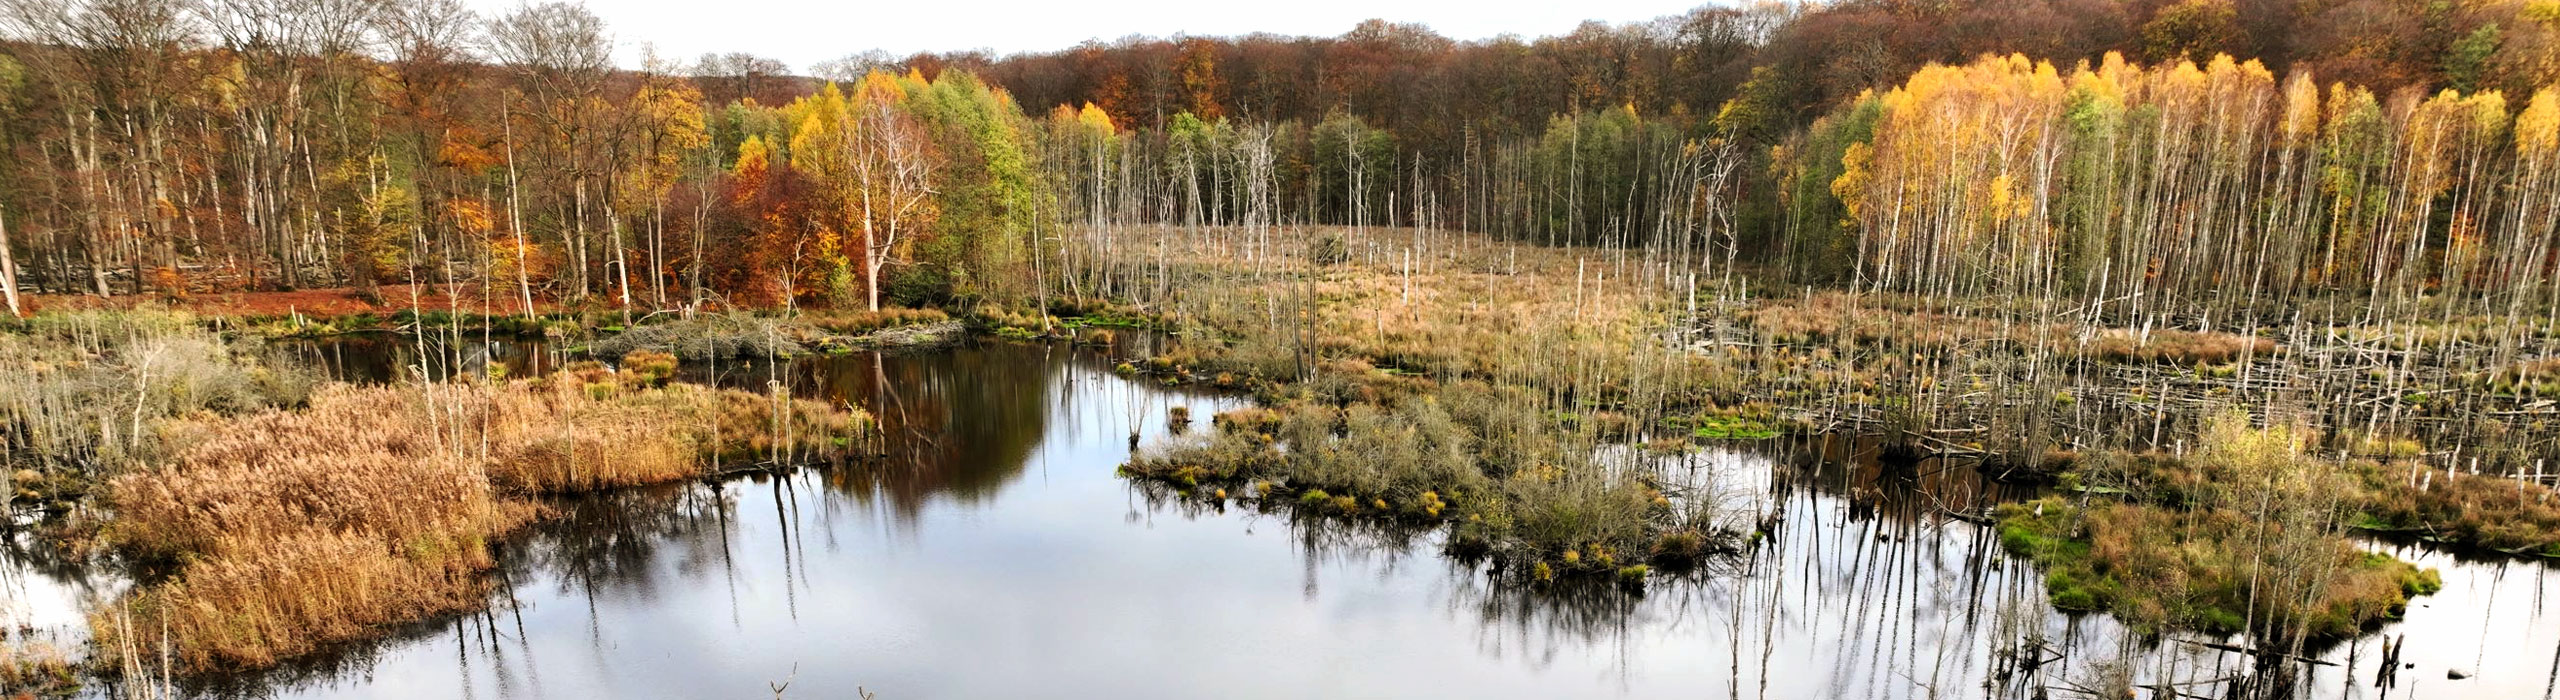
[465,0,1718,72]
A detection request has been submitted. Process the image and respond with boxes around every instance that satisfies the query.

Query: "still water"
[7,337,2559,699]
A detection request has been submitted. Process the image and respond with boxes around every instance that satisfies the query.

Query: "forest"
[7,0,2560,697]
[5,0,2557,313]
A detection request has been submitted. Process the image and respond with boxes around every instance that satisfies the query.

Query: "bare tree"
[193,0,385,289]
[844,83,934,311]
[1,203,19,316]
[486,1,610,300]
[375,0,474,68]
[1,0,197,296]
[690,50,788,104]
[807,50,893,84]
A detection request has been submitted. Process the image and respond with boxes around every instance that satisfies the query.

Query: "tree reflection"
[825,344,1056,515]
[276,333,559,384]
[670,341,1063,524]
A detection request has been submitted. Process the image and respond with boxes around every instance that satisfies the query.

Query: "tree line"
[4,0,2560,319]
[0,0,1053,313]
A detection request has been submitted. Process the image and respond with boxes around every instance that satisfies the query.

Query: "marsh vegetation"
[0,313,869,679]
[9,0,2560,696]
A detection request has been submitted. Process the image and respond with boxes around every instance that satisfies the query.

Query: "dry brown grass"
[106,531,501,671]
[487,362,857,491]
[112,385,516,559]
[2086,329,2277,365]
[1303,238,1664,388]
[1742,292,2277,366]
[1068,226,1692,408]
[93,368,868,672]
[2358,462,2560,556]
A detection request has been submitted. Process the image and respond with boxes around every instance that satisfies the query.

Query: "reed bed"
[804,307,951,335]
[1739,293,2278,366]
[91,361,867,672]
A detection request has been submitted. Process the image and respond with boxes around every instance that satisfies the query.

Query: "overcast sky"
[459,0,1715,72]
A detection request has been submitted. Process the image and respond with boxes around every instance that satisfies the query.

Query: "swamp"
[12,0,2560,697]
[8,330,2557,699]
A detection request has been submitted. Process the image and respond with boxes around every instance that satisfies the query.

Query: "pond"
[7,337,2557,699]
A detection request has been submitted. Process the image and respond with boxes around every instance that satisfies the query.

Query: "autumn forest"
[6,0,2557,316]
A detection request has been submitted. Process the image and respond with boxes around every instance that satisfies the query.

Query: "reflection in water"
[8,339,2557,699]
[273,332,560,384]
[824,346,1058,514]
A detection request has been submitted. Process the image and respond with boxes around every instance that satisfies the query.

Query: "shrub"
[1648,529,1709,568]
